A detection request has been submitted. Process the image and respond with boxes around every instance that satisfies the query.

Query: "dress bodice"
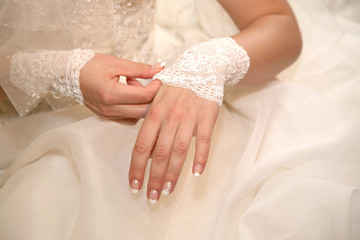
[67,0,155,60]
[112,0,155,58]
[0,0,157,118]
[0,0,156,57]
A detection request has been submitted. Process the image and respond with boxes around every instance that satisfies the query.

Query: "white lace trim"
[10,49,95,109]
[55,49,95,104]
[153,37,250,105]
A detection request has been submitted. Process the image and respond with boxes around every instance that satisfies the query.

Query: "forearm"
[220,0,302,85]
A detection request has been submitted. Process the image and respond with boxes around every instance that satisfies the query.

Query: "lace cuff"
[9,49,95,116]
[153,37,250,104]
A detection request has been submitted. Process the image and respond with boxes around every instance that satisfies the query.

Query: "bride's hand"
[80,53,163,124]
[128,85,219,203]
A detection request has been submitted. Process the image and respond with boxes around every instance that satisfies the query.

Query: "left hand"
[128,84,219,203]
[79,53,163,125]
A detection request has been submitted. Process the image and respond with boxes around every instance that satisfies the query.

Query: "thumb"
[114,58,164,79]
[126,77,144,87]
[144,79,162,96]
[136,79,162,103]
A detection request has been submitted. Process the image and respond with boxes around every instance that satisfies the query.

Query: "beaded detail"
[10,49,95,107]
[4,0,156,116]
[153,37,250,105]
[112,0,155,59]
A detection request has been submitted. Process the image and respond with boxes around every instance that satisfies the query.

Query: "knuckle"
[172,142,187,155]
[153,145,170,162]
[169,109,184,122]
[129,168,144,180]
[99,90,113,105]
[197,133,211,144]
[135,62,144,75]
[148,178,163,189]
[196,153,208,165]
[133,138,149,154]
[98,105,110,117]
[147,106,162,121]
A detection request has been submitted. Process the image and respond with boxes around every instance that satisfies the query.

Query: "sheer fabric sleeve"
[6,49,94,116]
[0,0,113,116]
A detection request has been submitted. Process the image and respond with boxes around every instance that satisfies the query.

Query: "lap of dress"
[0,81,359,240]
[1,0,360,239]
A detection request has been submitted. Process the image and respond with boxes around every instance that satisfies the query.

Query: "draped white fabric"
[0,0,360,239]
[0,0,155,116]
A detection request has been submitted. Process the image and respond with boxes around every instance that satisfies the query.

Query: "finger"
[114,58,164,79]
[192,115,217,177]
[83,99,116,121]
[99,104,151,119]
[113,118,139,125]
[84,98,151,119]
[108,80,161,105]
[129,116,161,194]
[162,121,195,196]
[147,123,177,203]
[126,78,144,86]
[94,115,139,125]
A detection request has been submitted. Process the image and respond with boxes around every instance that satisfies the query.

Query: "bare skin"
[128,0,302,203]
[1,54,163,123]
[79,54,163,125]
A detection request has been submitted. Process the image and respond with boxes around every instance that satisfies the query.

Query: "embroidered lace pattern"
[3,0,155,116]
[10,49,95,114]
[153,37,250,104]
[58,49,95,103]
[112,0,155,61]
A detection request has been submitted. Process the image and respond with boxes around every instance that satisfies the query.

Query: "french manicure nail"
[149,190,158,204]
[151,62,166,69]
[130,179,139,194]
[162,181,172,195]
[193,164,203,177]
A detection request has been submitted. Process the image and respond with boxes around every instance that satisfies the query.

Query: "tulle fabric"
[1,82,359,240]
[0,0,360,239]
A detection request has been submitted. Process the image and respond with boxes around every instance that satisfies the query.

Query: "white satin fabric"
[1,0,360,239]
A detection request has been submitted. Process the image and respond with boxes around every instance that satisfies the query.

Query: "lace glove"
[9,49,95,116]
[153,37,250,105]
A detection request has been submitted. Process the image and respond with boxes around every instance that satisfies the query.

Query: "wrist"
[153,37,250,104]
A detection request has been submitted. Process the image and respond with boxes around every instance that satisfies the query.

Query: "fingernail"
[151,62,166,69]
[193,164,203,177]
[130,179,140,194]
[162,181,172,195]
[149,190,158,204]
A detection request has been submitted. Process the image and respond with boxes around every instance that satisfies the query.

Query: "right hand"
[79,53,163,124]
[129,85,219,202]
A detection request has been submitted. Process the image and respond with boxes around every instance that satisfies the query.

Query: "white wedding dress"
[1,0,360,239]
